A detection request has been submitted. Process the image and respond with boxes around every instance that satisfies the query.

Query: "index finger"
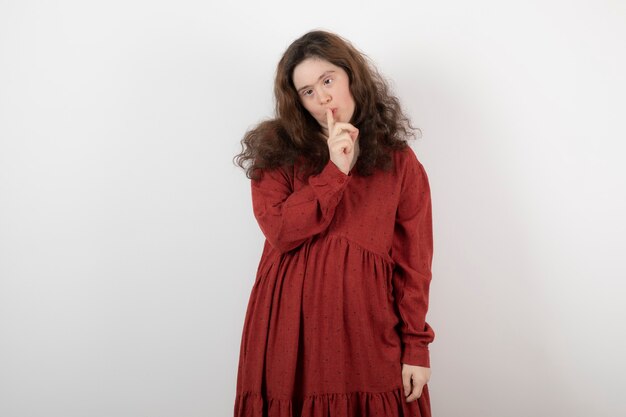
[326,108,334,136]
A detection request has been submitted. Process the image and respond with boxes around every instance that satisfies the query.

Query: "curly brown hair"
[232,30,422,181]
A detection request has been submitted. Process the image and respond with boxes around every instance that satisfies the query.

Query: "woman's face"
[292,57,356,136]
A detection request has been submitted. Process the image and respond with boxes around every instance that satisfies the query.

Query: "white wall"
[1,1,625,416]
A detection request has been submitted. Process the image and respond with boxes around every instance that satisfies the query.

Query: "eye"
[324,77,333,86]
[302,89,314,97]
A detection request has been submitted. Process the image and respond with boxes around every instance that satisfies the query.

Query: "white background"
[1,1,625,416]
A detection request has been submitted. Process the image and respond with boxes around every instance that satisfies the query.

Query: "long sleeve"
[390,149,435,368]
[251,159,351,254]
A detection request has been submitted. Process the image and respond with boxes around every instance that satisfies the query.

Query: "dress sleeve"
[251,159,351,254]
[390,148,435,368]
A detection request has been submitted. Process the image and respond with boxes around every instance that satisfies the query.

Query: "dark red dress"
[235,145,435,417]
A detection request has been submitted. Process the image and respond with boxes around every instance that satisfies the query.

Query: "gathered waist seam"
[261,233,395,271]
[323,233,394,265]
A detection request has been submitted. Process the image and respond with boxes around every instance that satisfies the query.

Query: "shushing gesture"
[325,108,359,175]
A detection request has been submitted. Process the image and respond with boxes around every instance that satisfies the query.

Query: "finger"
[348,128,359,142]
[333,127,358,146]
[333,132,354,152]
[406,380,424,402]
[402,371,411,397]
[326,108,335,136]
[332,122,358,138]
[329,130,356,145]
[328,136,354,155]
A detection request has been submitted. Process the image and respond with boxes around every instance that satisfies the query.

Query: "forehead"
[292,57,343,89]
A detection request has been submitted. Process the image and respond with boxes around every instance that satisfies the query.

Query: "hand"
[325,108,359,175]
[402,363,431,402]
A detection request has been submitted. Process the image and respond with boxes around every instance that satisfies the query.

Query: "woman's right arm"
[251,160,351,254]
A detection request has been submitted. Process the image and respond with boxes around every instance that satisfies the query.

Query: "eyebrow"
[296,70,336,93]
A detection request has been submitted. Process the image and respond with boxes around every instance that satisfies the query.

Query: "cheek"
[303,102,322,119]
[345,86,356,104]
[338,85,352,104]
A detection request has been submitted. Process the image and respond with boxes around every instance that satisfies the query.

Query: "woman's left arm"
[390,147,436,369]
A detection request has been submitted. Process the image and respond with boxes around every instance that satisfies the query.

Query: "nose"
[318,89,331,104]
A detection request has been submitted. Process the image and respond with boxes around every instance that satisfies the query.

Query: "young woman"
[233,30,435,417]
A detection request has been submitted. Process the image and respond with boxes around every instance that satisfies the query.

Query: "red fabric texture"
[235,145,435,417]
